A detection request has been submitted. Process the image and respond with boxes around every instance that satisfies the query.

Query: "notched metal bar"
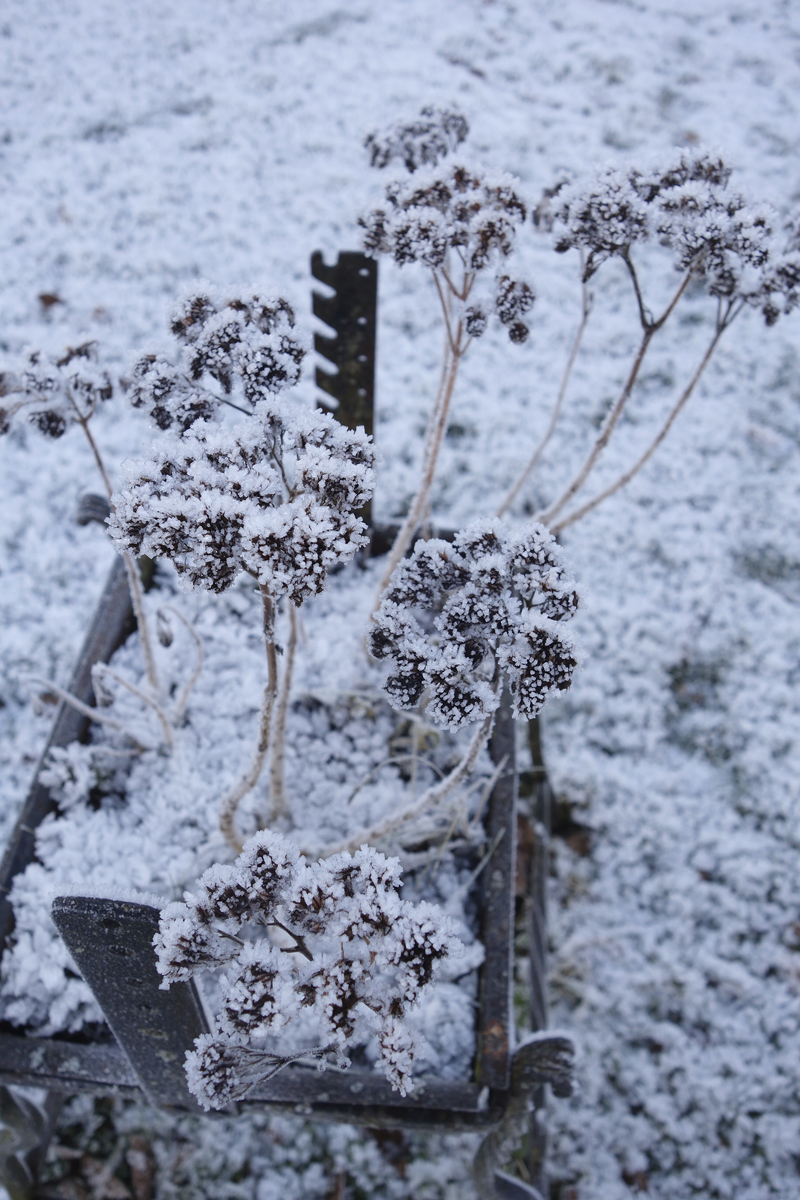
[51,897,208,1110]
[311,250,377,438]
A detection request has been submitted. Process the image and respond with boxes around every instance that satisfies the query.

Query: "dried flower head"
[365,105,469,173]
[128,291,305,432]
[155,831,460,1107]
[0,344,112,439]
[547,150,799,322]
[360,166,534,342]
[108,397,375,599]
[369,518,580,728]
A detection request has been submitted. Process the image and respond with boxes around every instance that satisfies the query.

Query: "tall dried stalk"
[219,586,279,853]
[497,257,592,518]
[267,602,298,823]
[538,262,693,529]
[373,261,474,610]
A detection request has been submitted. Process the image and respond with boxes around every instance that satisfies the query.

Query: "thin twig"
[162,605,205,726]
[317,711,494,857]
[538,267,695,528]
[346,753,445,805]
[219,586,279,853]
[92,663,174,750]
[24,676,148,750]
[497,271,592,517]
[267,602,298,822]
[373,322,464,608]
[553,321,728,532]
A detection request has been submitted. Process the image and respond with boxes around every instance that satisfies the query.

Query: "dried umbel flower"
[548,150,800,322]
[369,518,580,729]
[108,397,375,601]
[0,343,112,439]
[128,291,305,432]
[364,104,469,173]
[155,831,461,1107]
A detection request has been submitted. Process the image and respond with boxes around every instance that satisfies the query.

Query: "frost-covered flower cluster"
[369,518,580,729]
[360,163,534,343]
[155,831,460,1109]
[364,104,469,173]
[128,292,305,431]
[0,343,112,438]
[545,151,800,323]
[108,398,375,599]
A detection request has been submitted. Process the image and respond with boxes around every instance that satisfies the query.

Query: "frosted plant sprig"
[360,109,535,607]
[364,104,468,173]
[500,150,800,528]
[128,291,305,432]
[369,517,579,730]
[338,520,580,854]
[109,394,376,848]
[154,831,460,1108]
[0,342,174,742]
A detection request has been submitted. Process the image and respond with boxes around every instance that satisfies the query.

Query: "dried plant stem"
[25,676,147,750]
[267,602,298,822]
[219,586,279,853]
[553,314,733,533]
[163,605,205,726]
[539,268,693,528]
[92,663,174,750]
[373,266,468,610]
[74,408,163,704]
[497,272,592,518]
[318,711,494,857]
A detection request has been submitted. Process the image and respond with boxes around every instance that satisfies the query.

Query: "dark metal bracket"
[312,250,376,438]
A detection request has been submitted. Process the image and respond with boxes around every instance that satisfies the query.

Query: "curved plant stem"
[219,586,278,853]
[74,407,163,703]
[91,663,174,750]
[162,605,205,726]
[552,316,732,533]
[24,676,148,750]
[372,266,467,611]
[267,602,298,823]
[538,267,694,528]
[373,338,463,607]
[318,710,494,857]
[497,272,592,518]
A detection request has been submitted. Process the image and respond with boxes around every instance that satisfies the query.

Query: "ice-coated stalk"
[317,710,494,857]
[498,271,591,517]
[266,602,298,823]
[553,315,732,533]
[219,586,279,852]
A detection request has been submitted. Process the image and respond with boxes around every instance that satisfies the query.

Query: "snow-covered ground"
[1,1,799,1196]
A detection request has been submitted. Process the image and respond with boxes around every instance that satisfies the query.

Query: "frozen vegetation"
[1,1,800,1197]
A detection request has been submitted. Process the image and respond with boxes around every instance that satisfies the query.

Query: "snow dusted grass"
[2,1,800,1196]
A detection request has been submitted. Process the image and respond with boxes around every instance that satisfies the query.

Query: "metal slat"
[51,897,209,1110]
[476,690,517,1091]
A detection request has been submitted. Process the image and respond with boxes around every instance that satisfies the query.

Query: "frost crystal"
[108,397,375,599]
[127,291,305,431]
[547,151,800,322]
[0,343,112,438]
[364,105,469,173]
[155,831,460,1108]
[369,519,580,728]
[359,164,534,342]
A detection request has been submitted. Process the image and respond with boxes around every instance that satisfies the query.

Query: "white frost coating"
[155,831,462,1108]
[369,517,581,728]
[546,150,800,322]
[108,398,375,600]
